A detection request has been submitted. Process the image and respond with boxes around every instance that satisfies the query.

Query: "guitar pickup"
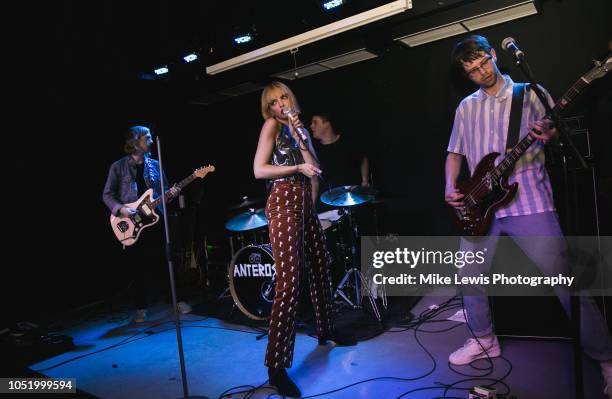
[141,204,152,215]
[456,209,469,221]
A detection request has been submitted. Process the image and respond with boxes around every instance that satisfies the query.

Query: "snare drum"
[318,209,343,230]
[228,244,276,320]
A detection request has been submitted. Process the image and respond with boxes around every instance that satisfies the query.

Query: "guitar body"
[449,152,517,236]
[109,189,160,246]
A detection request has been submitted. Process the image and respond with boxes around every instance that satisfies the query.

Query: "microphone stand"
[509,52,587,399]
[156,137,209,399]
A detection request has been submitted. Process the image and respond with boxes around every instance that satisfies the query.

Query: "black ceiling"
[53,1,406,79]
[46,0,537,102]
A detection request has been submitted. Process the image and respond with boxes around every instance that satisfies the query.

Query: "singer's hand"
[297,163,321,178]
[287,112,305,134]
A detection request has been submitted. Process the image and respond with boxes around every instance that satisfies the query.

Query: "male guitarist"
[103,126,189,322]
[444,36,612,395]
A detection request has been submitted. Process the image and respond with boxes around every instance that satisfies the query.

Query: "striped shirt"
[447,75,555,218]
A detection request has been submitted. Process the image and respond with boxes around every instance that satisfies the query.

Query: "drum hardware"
[228,195,265,211]
[221,185,386,324]
[225,207,269,257]
[331,206,363,308]
[225,208,267,232]
[320,185,386,321]
[333,207,384,321]
[228,228,269,257]
[317,209,348,269]
[319,185,377,207]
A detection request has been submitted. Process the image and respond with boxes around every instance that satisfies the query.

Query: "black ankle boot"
[268,367,301,397]
[318,330,357,346]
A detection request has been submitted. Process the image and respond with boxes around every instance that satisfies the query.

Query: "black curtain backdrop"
[8,0,610,324]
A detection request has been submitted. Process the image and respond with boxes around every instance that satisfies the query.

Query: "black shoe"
[268,368,301,398]
[318,331,357,346]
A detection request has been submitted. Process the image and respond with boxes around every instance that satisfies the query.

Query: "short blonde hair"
[260,81,301,120]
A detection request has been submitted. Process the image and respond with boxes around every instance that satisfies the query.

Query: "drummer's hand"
[297,163,321,178]
[361,180,370,187]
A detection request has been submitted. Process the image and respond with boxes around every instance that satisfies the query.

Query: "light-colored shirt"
[447,75,555,218]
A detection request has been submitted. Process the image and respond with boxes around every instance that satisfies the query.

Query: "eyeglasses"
[465,55,492,77]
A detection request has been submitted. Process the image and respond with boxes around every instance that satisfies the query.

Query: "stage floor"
[30,293,607,398]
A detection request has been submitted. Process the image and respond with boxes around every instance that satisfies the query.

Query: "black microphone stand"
[509,49,587,399]
[156,136,209,399]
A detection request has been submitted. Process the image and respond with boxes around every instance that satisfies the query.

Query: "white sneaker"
[177,301,192,314]
[133,309,148,323]
[449,335,501,365]
[601,361,612,399]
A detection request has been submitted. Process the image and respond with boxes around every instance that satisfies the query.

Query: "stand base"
[333,268,384,322]
[334,268,362,308]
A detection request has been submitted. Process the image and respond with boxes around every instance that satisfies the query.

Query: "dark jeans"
[122,224,167,309]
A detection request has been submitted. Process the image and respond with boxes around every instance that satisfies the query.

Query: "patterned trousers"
[264,179,335,368]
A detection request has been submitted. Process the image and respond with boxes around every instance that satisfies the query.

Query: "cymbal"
[320,185,376,207]
[225,208,267,231]
[229,196,264,210]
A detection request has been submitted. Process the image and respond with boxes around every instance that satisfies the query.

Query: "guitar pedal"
[468,386,496,398]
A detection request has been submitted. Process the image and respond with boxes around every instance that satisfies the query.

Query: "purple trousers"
[459,211,612,361]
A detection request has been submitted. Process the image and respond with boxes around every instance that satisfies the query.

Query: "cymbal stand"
[332,206,383,321]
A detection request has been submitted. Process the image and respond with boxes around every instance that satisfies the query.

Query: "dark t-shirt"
[136,163,147,197]
[314,134,365,193]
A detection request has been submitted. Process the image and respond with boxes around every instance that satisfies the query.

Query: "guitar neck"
[151,173,196,208]
[494,76,589,177]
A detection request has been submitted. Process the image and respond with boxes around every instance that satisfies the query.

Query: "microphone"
[501,37,525,60]
[281,107,309,143]
[281,106,322,170]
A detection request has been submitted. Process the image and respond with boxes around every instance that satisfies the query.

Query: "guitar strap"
[506,82,526,152]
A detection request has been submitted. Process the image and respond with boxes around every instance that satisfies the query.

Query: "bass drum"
[228,244,276,320]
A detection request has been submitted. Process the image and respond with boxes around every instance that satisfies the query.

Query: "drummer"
[253,82,356,397]
[309,111,370,211]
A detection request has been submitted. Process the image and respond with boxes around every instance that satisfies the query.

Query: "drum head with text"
[228,245,276,320]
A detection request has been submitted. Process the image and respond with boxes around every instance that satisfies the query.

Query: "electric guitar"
[449,54,611,236]
[110,165,215,246]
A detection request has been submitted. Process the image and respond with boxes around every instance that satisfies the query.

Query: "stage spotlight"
[233,33,253,45]
[322,0,344,10]
[183,53,198,63]
[154,66,169,75]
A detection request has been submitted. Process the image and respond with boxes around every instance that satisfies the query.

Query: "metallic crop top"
[271,124,304,169]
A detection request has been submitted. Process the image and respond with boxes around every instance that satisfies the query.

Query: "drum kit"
[222,186,385,322]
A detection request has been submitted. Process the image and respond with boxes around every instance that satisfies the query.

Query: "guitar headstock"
[194,165,215,178]
[583,53,612,83]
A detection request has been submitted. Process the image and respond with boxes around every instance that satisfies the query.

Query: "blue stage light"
[234,34,253,45]
[183,53,198,63]
[154,66,169,75]
[322,0,344,10]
